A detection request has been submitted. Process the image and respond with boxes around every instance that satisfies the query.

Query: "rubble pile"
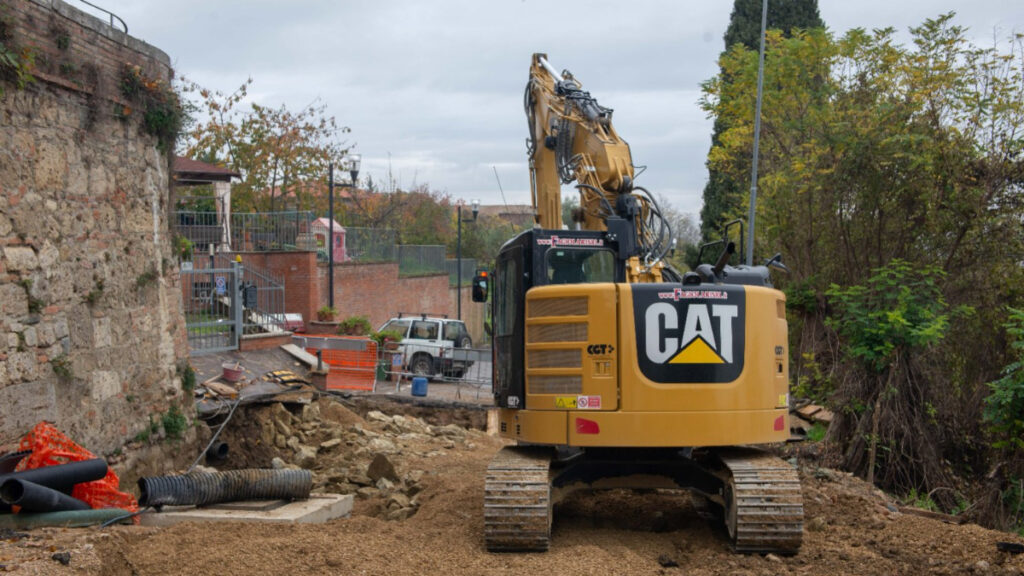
[216,397,483,522]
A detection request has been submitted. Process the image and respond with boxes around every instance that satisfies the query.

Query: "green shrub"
[161,405,187,440]
[983,308,1024,452]
[338,315,371,336]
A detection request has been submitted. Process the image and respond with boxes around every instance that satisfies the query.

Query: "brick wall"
[320,263,451,330]
[0,0,191,453]
[235,251,319,322]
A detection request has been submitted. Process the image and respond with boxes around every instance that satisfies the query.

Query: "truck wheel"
[410,354,434,378]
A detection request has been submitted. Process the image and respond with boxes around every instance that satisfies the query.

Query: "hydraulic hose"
[0,508,131,529]
[138,469,312,508]
[0,479,92,512]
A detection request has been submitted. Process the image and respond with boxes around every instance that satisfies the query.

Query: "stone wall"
[0,0,190,454]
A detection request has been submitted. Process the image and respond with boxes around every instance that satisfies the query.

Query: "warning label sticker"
[576,395,601,410]
[555,396,577,409]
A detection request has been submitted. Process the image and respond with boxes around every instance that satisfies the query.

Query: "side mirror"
[471,269,489,302]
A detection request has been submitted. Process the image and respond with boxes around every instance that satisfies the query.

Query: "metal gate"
[181,265,241,355]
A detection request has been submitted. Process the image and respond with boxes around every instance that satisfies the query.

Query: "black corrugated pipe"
[138,469,312,508]
[0,459,108,493]
[0,479,92,512]
[205,442,229,462]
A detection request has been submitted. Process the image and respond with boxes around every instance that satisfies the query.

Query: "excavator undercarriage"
[484,446,802,554]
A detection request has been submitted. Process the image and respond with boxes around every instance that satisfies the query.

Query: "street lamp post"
[329,153,360,309]
[456,199,480,320]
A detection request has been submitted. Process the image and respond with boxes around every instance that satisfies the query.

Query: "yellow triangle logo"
[669,337,725,364]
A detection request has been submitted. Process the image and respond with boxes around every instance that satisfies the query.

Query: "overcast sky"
[92,1,1022,217]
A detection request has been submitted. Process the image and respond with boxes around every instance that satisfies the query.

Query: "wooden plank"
[281,344,326,371]
[897,505,966,524]
[205,381,239,397]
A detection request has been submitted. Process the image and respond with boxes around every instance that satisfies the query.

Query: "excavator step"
[718,450,804,554]
[484,446,552,552]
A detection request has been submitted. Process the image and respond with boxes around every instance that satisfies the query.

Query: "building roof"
[312,217,345,232]
[173,156,241,185]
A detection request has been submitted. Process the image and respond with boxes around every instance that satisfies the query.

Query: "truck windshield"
[545,248,615,284]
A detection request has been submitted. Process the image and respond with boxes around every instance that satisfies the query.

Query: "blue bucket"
[411,377,428,397]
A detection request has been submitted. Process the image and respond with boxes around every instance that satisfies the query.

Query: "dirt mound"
[1,397,1022,575]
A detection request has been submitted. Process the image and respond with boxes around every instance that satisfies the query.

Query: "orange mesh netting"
[16,422,138,513]
[306,336,378,391]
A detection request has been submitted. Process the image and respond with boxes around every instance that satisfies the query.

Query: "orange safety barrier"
[16,422,138,514]
[306,335,378,391]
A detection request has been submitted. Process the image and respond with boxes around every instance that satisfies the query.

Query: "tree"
[702,14,1024,520]
[700,0,824,244]
[723,0,823,50]
[181,78,350,212]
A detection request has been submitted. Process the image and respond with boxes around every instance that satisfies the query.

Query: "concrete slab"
[139,493,353,527]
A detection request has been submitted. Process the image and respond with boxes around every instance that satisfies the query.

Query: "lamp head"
[347,153,361,184]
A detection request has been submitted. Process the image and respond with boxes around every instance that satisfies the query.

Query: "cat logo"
[645,303,738,364]
[632,284,746,384]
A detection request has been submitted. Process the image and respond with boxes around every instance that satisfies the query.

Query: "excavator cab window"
[546,248,615,285]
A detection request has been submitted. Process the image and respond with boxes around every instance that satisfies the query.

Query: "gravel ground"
[1,395,1023,576]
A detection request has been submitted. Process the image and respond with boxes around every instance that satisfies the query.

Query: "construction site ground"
[1,349,1022,575]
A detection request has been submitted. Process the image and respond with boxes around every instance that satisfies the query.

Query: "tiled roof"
[173,156,241,183]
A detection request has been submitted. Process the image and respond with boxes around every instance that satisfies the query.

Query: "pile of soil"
[1,396,1022,575]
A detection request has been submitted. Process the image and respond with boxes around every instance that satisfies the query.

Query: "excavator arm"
[525,53,674,282]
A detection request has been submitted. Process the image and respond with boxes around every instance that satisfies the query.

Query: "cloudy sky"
[93,1,1022,217]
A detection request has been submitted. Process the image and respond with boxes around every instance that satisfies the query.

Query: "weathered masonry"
[0,0,190,453]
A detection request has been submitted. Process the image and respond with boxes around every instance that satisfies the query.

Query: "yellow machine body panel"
[499,282,791,448]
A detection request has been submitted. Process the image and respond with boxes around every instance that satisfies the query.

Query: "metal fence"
[174,211,315,254]
[185,255,287,338]
[445,258,479,286]
[343,227,397,263]
[398,245,446,276]
[231,211,315,252]
[181,265,240,355]
[293,335,492,399]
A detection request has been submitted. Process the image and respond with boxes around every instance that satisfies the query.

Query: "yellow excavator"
[473,54,802,554]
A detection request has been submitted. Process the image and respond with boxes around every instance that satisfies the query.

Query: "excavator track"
[718,450,804,554]
[484,446,552,552]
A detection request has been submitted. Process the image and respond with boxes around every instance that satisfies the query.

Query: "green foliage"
[903,488,940,513]
[1003,478,1024,532]
[701,0,824,243]
[85,279,104,306]
[178,362,196,395]
[806,422,827,442]
[983,308,1024,452]
[316,305,337,321]
[723,0,824,50]
[119,65,183,152]
[793,351,833,402]
[161,406,187,440]
[338,315,371,336]
[181,77,349,212]
[371,329,404,346]
[172,235,194,260]
[826,260,950,372]
[0,9,35,98]
[136,266,159,289]
[50,355,73,381]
